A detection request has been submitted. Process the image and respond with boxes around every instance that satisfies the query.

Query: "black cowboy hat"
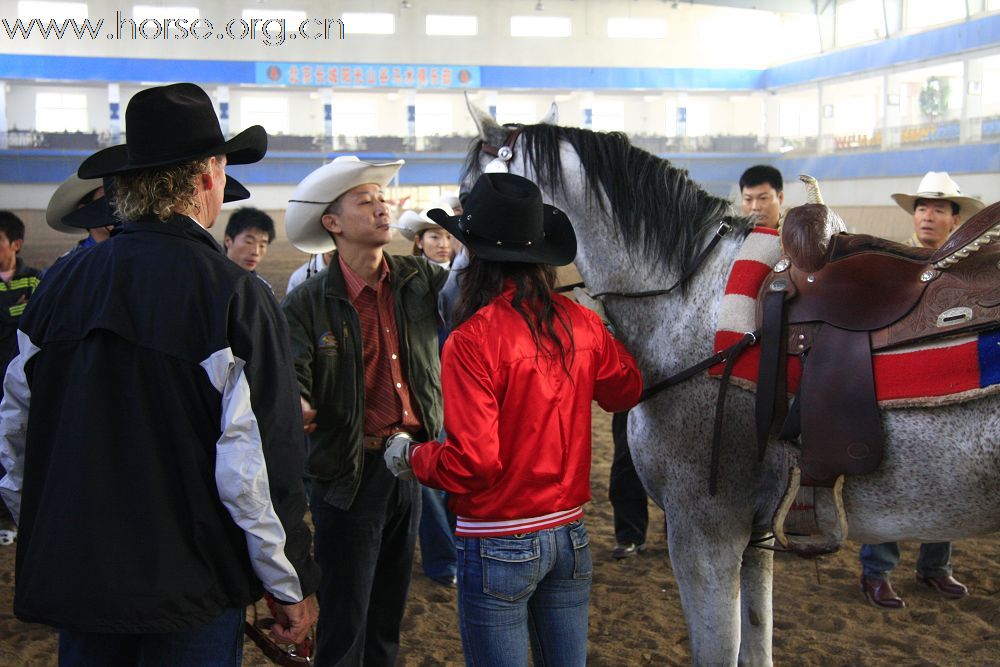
[427,173,576,266]
[78,82,267,178]
[62,175,251,229]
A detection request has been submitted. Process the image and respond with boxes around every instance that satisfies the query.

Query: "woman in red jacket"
[384,173,642,667]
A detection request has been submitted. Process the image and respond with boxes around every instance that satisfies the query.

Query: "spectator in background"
[739,165,785,229]
[45,173,113,257]
[858,170,984,610]
[893,171,985,250]
[224,206,276,291]
[395,209,455,268]
[0,210,40,547]
[286,249,334,295]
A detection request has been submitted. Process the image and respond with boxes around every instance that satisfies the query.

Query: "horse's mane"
[464,123,748,278]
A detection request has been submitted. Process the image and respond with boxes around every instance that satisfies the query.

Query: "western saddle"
[755,200,1000,488]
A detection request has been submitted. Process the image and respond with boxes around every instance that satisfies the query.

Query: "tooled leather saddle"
[754,200,1000,486]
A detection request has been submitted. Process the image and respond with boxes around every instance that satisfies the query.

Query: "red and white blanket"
[708,227,1000,408]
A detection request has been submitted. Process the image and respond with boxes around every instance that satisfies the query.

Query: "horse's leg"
[738,536,774,667]
[666,517,747,666]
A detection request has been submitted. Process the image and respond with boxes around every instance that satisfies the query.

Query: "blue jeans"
[419,485,457,582]
[456,520,592,667]
[58,607,244,666]
[859,542,953,579]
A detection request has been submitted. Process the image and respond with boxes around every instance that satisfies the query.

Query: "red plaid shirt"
[338,254,421,437]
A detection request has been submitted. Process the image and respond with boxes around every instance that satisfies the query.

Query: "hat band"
[459,220,546,248]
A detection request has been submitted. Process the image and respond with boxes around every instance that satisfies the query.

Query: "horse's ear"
[540,102,559,125]
[465,91,502,141]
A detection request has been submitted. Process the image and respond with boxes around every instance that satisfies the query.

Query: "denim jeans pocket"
[568,521,593,580]
[479,534,541,602]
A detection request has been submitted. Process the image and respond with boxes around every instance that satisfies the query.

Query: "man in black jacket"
[0,83,319,666]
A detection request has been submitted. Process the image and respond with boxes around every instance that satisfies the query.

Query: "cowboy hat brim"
[78,125,268,179]
[891,192,986,223]
[286,158,404,254]
[427,204,576,266]
[61,175,250,229]
[46,174,103,233]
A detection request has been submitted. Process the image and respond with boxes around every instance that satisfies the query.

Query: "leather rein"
[478,134,757,495]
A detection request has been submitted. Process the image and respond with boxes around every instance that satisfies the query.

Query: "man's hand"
[270,595,318,646]
[300,396,317,435]
[383,432,415,480]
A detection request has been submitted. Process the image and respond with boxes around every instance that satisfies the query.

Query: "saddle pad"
[709,228,1000,408]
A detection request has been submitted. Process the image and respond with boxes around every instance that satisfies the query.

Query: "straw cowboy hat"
[78,82,266,180]
[891,171,985,222]
[286,156,404,253]
[46,173,103,233]
[393,206,455,242]
[426,173,576,266]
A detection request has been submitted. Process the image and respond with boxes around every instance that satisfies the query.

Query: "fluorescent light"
[608,17,666,39]
[510,15,571,38]
[426,14,477,36]
[133,5,199,22]
[342,12,395,35]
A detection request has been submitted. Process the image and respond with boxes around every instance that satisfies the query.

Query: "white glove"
[572,287,610,327]
[383,432,415,480]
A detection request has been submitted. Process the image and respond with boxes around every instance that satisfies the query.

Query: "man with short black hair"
[739,164,784,229]
[224,206,277,291]
[0,211,40,389]
[282,155,448,666]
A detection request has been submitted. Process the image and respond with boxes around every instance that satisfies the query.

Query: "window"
[591,99,625,132]
[415,98,453,136]
[510,16,571,38]
[240,96,289,135]
[36,92,88,132]
[342,12,394,35]
[607,17,666,39]
[836,0,886,47]
[426,14,477,36]
[17,1,86,21]
[331,98,378,137]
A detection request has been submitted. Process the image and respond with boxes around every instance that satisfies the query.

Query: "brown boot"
[860,575,905,609]
[916,574,968,598]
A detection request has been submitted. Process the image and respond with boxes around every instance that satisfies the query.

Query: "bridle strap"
[481,126,524,160]
[592,220,734,299]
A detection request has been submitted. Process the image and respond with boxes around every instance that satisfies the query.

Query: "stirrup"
[772,466,848,558]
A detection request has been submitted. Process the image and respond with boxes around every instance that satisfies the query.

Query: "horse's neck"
[584,233,741,377]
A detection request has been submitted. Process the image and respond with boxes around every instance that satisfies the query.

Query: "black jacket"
[0,214,319,633]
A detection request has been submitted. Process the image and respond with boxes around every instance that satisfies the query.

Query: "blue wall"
[3,142,996,195]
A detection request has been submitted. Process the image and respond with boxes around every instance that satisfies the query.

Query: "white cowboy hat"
[286,155,404,253]
[46,173,103,233]
[891,171,985,222]
[392,205,456,241]
[431,193,462,211]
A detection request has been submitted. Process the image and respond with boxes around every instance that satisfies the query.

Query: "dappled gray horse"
[461,103,1000,666]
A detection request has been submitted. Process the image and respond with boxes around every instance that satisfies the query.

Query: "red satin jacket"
[410,284,642,537]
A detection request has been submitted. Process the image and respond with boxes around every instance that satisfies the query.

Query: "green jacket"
[281,252,447,509]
